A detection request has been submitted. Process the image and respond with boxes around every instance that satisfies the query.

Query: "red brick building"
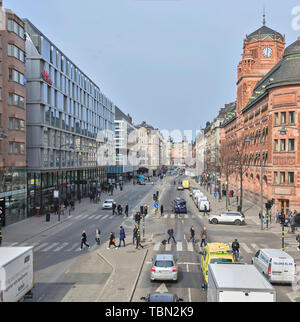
[221,19,300,214]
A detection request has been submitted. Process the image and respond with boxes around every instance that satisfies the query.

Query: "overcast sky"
[6,0,300,138]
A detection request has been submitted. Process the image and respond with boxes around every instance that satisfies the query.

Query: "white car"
[102,199,115,210]
[208,212,245,226]
[177,186,184,191]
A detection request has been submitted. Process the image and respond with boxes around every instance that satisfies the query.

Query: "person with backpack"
[232,239,240,261]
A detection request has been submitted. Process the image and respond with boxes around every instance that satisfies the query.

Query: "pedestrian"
[144,205,148,216]
[118,226,126,247]
[132,225,138,245]
[112,203,116,216]
[189,226,195,244]
[296,234,300,252]
[290,215,296,234]
[107,232,117,249]
[200,227,207,248]
[95,227,101,245]
[125,204,129,217]
[204,205,207,217]
[0,226,2,247]
[167,226,177,244]
[161,205,164,216]
[81,230,90,250]
[276,211,280,224]
[60,203,65,216]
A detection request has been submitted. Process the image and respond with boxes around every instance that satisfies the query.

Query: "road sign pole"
[143,215,145,242]
[282,224,285,251]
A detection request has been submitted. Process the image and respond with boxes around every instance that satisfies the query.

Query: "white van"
[198,200,210,212]
[252,249,297,285]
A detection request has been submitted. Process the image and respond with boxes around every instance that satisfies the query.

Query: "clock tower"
[236,14,285,113]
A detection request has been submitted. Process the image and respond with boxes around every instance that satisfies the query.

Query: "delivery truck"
[207,263,276,302]
[0,247,34,302]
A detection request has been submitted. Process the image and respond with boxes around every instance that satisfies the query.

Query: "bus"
[182,180,190,189]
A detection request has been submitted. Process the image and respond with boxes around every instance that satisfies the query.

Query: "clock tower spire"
[236,20,285,114]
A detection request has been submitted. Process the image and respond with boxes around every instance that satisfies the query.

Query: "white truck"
[0,247,34,302]
[207,263,276,302]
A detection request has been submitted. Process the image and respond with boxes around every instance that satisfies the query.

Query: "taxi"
[182,180,190,189]
[200,243,234,284]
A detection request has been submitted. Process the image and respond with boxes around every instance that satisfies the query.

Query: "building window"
[8,93,25,108]
[280,139,286,152]
[274,172,278,184]
[9,68,25,85]
[288,139,295,152]
[8,19,24,39]
[280,172,286,184]
[8,118,25,131]
[8,44,25,62]
[289,111,295,124]
[281,112,286,125]
[9,142,25,154]
[288,172,295,185]
[274,139,279,152]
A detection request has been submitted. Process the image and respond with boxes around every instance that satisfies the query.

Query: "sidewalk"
[1,182,133,245]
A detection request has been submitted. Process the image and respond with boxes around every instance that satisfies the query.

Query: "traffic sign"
[154,203,159,209]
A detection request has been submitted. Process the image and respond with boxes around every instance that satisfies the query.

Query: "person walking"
[296,234,300,251]
[189,226,195,244]
[112,203,116,216]
[204,205,208,217]
[200,227,208,248]
[167,226,177,244]
[95,227,101,245]
[107,232,117,249]
[161,205,164,217]
[80,230,90,250]
[125,204,129,217]
[118,226,126,247]
[132,225,138,245]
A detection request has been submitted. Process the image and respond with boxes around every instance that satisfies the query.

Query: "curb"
[129,248,149,302]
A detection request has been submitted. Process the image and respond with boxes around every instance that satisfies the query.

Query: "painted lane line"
[177,242,183,252]
[53,242,69,252]
[154,243,161,251]
[241,243,252,254]
[88,215,97,220]
[66,244,80,252]
[170,214,175,219]
[10,242,19,247]
[41,243,60,252]
[34,243,49,252]
[187,264,192,303]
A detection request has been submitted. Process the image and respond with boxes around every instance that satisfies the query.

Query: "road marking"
[75,215,83,220]
[261,244,269,249]
[164,215,168,219]
[10,242,19,247]
[184,215,189,219]
[170,214,175,219]
[42,243,60,252]
[154,243,161,251]
[187,243,194,252]
[89,215,97,219]
[251,244,259,251]
[186,264,192,302]
[166,244,172,251]
[81,214,89,219]
[94,215,102,220]
[241,243,252,254]
[177,242,183,252]
[66,244,79,252]
[53,242,69,252]
[34,243,49,252]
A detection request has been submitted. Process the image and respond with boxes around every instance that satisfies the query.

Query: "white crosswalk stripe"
[187,242,194,252]
[241,243,252,254]
[10,242,19,247]
[53,242,69,252]
[94,215,102,220]
[251,244,259,251]
[177,242,183,252]
[184,215,189,219]
[164,215,168,219]
[170,214,175,219]
[154,243,161,251]
[88,215,97,219]
[65,244,79,252]
[165,244,172,251]
[102,215,109,220]
[42,243,60,252]
[34,243,49,252]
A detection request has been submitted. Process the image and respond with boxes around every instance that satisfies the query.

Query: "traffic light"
[140,206,144,215]
[153,194,158,202]
[280,214,285,225]
[265,202,272,210]
[144,206,148,215]
[135,212,141,224]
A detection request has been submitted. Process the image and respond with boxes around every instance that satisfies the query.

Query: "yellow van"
[201,243,234,284]
[182,180,190,189]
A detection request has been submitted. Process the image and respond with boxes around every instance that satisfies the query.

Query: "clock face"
[263,47,273,58]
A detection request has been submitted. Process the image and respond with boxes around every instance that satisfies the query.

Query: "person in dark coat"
[118,226,126,247]
[167,226,177,244]
[132,225,138,245]
[81,230,90,250]
[189,226,195,244]
[161,205,164,216]
[125,204,129,217]
[107,232,117,249]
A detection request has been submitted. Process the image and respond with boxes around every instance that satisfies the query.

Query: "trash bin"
[46,213,51,222]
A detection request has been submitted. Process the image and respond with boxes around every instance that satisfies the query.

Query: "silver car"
[208,212,245,226]
[150,254,178,282]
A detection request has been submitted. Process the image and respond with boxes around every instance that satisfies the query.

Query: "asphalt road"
[23,180,157,302]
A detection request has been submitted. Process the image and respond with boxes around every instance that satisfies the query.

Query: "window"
[274,139,279,152]
[8,19,24,39]
[274,172,278,184]
[281,112,286,124]
[8,142,25,154]
[8,44,25,62]
[288,139,295,152]
[289,111,295,124]
[280,139,286,152]
[8,93,25,108]
[288,172,295,185]
[9,68,25,85]
[8,118,25,131]
[280,172,286,184]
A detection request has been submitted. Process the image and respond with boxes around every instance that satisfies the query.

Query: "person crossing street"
[80,230,90,250]
[167,226,177,244]
[118,226,126,247]
[95,227,101,245]
[200,227,207,248]
[107,232,117,249]
[125,204,129,217]
[132,225,138,245]
[189,226,195,244]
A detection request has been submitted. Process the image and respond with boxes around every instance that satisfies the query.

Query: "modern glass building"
[24,19,115,216]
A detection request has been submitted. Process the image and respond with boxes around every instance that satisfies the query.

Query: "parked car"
[150,254,178,282]
[141,293,183,302]
[177,186,184,191]
[208,212,245,226]
[251,249,297,285]
[102,199,115,210]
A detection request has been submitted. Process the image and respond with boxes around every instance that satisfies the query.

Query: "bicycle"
[233,249,240,262]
